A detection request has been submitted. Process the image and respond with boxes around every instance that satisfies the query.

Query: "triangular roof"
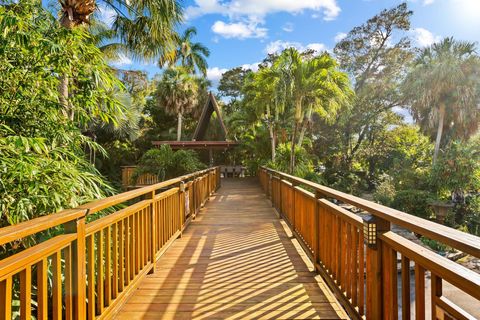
[192,92,228,141]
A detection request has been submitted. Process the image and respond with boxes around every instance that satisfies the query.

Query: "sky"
[103,0,480,88]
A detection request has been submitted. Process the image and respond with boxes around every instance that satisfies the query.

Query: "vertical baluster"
[37,259,48,320]
[0,277,12,320]
[86,235,95,319]
[118,220,125,293]
[129,215,135,280]
[104,226,112,307]
[415,264,425,320]
[19,267,32,320]
[124,218,130,286]
[96,230,104,314]
[64,245,73,320]
[402,256,411,320]
[52,251,62,320]
[112,223,118,299]
[135,211,140,274]
[340,220,347,291]
[431,273,442,318]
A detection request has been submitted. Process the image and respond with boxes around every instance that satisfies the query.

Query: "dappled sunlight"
[116,179,346,319]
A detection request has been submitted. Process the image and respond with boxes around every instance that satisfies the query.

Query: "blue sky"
[103,0,480,88]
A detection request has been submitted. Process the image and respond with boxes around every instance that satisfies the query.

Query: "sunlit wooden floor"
[115,179,348,319]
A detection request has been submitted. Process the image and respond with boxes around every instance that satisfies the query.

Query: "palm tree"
[243,67,286,162]
[160,27,210,76]
[274,48,352,173]
[157,67,199,141]
[58,0,182,117]
[296,53,352,146]
[403,37,480,164]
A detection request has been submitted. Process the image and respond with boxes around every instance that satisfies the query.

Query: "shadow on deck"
[115,179,348,319]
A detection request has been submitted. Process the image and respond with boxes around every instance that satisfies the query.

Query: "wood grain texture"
[115,179,348,320]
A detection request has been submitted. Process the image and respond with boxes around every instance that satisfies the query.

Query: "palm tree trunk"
[298,105,313,146]
[59,75,69,118]
[433,103,446,165]
[290,98,303,174]
[268,125,276,162]
[177,112,183,141]
[297,119,308,146]
[290,123,298,174]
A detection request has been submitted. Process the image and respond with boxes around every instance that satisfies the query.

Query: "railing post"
[145,191,156,274]
[179,182,186,237]
[291,181,298,232]
[64,214,87,319]
[364,215,390,319]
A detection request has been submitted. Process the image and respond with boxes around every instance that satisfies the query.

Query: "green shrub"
[373,174,396,206]
[132,146,206,183]
[391,189,435,219]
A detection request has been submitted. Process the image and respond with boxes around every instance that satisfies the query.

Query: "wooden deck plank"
[115,179,348,320]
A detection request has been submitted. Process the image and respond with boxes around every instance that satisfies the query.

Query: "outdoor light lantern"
[363,215,377,248]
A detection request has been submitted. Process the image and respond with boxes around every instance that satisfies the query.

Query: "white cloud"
[334,32,347,43]
[265,40,328,54]
[211,20,268,39]
[186,0,341,21]
[283,22,294,32]
[111,54,133,67]
[241,62,261,72]
[96,4,116,27]
[207,67,229,82]
[407,0,435,5]
[410,27,441,47]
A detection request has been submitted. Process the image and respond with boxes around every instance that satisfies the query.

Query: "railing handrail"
[81,167,218,214]
[0,167,219,246]
[261,166,480,258]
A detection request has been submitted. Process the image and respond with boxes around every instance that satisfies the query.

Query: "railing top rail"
[0,208,86,246]
[80,166,218,214]
[261,166,480,258]
[0,167,219,245]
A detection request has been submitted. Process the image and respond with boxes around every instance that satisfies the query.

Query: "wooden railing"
[0,167,220,320]
[259,167,480,320]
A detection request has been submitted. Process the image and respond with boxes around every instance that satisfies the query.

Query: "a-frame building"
[152,92,238,165]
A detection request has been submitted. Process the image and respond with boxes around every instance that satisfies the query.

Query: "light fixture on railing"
[363,215,377,248]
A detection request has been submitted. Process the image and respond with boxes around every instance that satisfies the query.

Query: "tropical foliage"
[160,27,210,76]
[0,2,118,228]
[132,145,206,183]
[403,37,480,163]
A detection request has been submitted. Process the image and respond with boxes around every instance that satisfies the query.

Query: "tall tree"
[218,67,252,114]
[403,37,480,164]
[243,67,285,161]
[331,3,413,171]
[160,27,210,76]
[157,67,199,141]
[274,48,351,173]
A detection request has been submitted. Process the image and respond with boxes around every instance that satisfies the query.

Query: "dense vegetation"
[1,0,479,247]
[218,4,480,237]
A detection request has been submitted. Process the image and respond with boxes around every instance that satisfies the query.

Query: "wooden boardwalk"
[115,179,348,319]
